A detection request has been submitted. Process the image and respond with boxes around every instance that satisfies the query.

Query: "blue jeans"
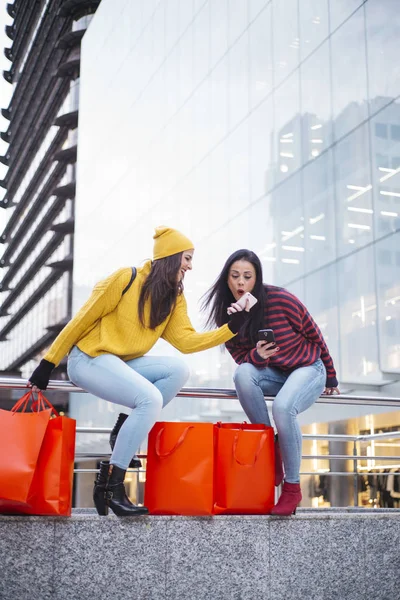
[67,347,190,469]
[233,359,326,483]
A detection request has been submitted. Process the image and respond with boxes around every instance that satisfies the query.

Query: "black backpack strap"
[122,267,137,295]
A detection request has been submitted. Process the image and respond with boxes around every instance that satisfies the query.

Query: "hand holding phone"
[256,329,279,359]
[227,292,258,315]
[236,292,258,310]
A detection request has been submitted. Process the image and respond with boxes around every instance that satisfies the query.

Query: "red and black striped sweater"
[226,285,338,388]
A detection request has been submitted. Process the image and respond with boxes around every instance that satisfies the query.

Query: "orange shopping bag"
[26,393,76,516]
[144,422,214,515]
[0,392,76,515]
[0,391,52,510]
[213,423,275,515]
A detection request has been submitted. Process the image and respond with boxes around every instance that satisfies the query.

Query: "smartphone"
[235,292,258,310]
[258,329,275,344]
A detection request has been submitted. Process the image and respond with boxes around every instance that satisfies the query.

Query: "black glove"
[29,359,55,390]
[228,309,251,334]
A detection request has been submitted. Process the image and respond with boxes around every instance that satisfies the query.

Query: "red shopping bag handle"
[33,391,60,417]
[155,426,194,458]
[233,431,268,467]
[11,390,59,417]
[11,390,35,413]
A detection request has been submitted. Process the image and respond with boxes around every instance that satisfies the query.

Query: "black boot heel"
[109,413,142,469]
[93,492,109,516]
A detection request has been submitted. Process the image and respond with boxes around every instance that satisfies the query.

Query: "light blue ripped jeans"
[67,346,190,470]
[233,359,326,483]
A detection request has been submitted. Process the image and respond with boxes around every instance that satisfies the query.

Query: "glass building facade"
[71,0,400,505]
[76,0,400,389]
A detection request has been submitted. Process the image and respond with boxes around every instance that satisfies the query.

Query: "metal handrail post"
[353,440,358,507]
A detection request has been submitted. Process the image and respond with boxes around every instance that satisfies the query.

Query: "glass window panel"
[273,71,302,185]
[249,196,277,284]
[286,279,305,303]
[304,263,339,377]
[179,0,195,35]
[228,33,249,129]
[227,121,250,216]
[210,0,228,68]
[300,39,333,160]
[178,28,194,106]
[164,47,180,122]
[337,246,380,384]
[209,56,229,148]
[376,232,400,372]
[272,0,299,87]
[328,0,364,33]
[330,7,368,141]
[334,124,373,256]
[370,100,400,241]
[193,2,210,88]
[248,0,270,22]
[302,149,336,271]
[271,173,305,284]
[228,0,248,46]
[299,0,329,61]
[365,0,400,112]
[192,79,211,165]
[249,95,274,201]
[249,3,273,108]
[165,0,180,53]
[209,143,230,230]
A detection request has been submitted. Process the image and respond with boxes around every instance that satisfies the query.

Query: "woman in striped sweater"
[204,249,340,516]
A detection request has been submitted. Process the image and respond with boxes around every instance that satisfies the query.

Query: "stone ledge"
[1,512,400,599]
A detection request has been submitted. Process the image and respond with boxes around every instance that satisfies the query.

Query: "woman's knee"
[272,393,298,422]
[171,356,191,386]
[233,362,256,388]
[139,387,163,417]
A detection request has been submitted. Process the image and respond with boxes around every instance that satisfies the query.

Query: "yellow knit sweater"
[44,260,235,366]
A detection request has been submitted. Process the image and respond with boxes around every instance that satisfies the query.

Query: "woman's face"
[227,259,257,301]
[178,249,194,281]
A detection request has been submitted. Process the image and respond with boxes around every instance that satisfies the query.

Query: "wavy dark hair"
[201,249,266,344]
[139,252,183,329]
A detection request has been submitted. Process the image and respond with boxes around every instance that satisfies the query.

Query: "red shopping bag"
[213,423,275,515]
[144,422,214,515]
[26,404,76,516]
[0,392,76,516]
[0,391,52,509]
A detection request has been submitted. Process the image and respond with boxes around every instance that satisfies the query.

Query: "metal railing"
[2,377,400,508]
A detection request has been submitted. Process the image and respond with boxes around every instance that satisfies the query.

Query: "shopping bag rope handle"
[32,392,60,417]
[155,426,194,458]
[233,431,268,467]
[11,390,59,417]
[11,390,35,413]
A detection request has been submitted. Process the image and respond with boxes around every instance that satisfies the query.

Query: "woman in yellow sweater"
[28,226,250,517]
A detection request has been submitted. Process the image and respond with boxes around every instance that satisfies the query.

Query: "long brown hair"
[138,252,183,329]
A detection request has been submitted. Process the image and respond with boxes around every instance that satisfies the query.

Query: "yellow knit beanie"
[153,226,194,260]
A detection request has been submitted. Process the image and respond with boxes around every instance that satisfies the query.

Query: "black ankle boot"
[105,464,149,516]
[109,413,142,469]
[93,461,149,516]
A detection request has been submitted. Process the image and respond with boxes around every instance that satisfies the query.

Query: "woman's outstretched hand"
[227,297,251,333]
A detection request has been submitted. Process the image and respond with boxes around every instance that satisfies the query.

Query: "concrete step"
[1,511,400,600]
